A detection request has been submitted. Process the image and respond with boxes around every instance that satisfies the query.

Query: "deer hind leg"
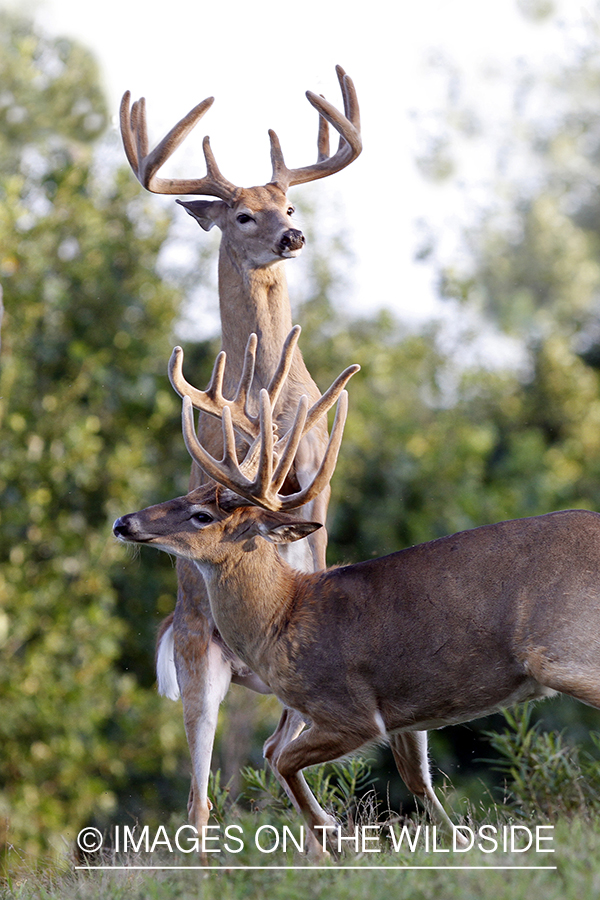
[525,649,600,709]
[175,636,232,835]
[388,730,466,844]
[155,617,210,828]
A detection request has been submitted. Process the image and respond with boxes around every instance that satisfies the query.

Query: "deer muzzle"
[113,515,148,543]
[278,229,305,256]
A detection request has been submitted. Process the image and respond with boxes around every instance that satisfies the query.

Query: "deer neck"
[195,540,296,677]
[217,247,294,389]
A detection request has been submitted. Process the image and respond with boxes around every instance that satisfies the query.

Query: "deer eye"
[287,206,295,216]
[236,213,254,224]
[190,511,214,526]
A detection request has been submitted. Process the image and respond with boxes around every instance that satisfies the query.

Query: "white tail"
[155,614,179,701]
[115,347,600,856]
[120,67,362,838]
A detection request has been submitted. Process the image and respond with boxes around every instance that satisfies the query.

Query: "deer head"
[120,65,361,271]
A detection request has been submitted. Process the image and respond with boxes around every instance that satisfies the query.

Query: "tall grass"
[486,703,600,819]
[4,706,600,899]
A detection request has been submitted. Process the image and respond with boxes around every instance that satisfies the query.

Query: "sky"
[9,0,596,327]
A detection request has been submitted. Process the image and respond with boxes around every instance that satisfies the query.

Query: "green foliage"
[0,11,198,867]
[486,704,600,819]
[0,11,107,169]
[206,770,237,826]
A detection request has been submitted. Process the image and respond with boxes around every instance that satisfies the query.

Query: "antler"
[175,330,359,511]
[269,65,362,190]
[170,325,359,449]
[121,66,360,199]
[181,389,351,512]
[119,91,239,200]
[169,326,301,445]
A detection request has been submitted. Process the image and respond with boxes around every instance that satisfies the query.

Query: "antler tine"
[279,390,349,511]
[134,97,150,171]
[251,389,276,500]
[265,325,301,411]
[270,65,362,190]
[271,395,309,496]
[182,398,255,495]
[169,345,225,409]
[119,91,239,200]
[335,63,361,150]
[301,363,360,436]
[168,345,258,445]
[120,91,140,173]
[316,101,330,163]
[313,66,359,163]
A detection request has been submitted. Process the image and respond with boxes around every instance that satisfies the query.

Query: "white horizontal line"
[76,865,558,871]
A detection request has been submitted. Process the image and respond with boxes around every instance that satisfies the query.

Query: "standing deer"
[116,348,600,856]
[119,67,361,835]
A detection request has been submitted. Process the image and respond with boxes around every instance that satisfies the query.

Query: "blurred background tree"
[5,0,600,870]
[0,10,211,865]
[388,0,600,808]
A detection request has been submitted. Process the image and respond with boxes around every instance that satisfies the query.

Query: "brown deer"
[115,343,600,856]
[119,67,362,834]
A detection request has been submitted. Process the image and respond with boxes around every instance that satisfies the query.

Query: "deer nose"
[279,229,305,253]
[113,517,131,539]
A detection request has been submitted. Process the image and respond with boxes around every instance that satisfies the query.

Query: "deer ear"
[176,199,227,232]
[258,520,322,544]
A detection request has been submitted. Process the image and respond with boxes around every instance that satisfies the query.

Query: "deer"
[115,338,600,857]
[119,67,362,836]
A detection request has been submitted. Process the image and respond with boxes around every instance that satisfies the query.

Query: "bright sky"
[10,0,595,326]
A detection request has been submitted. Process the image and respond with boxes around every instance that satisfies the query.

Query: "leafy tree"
[398,2,600,797]
[0,11,210,866]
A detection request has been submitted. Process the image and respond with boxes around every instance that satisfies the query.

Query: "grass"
[4,705,600,899]
[0,820,593,900]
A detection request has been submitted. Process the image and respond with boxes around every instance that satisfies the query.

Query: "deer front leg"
[388,730,467,846]
[273,720,379,858]
[263,708,326,859]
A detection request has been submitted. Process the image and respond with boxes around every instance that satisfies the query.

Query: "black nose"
[113,517,130,538]
[279,229,305,252]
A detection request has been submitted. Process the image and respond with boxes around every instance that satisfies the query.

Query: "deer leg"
[388,730,466,845]
[262,708,324,858]
[176,637,232,836]
[274,721,378,856]
[525,651,600,709]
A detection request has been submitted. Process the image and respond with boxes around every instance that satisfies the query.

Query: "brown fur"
[116,495,600,854]
[121,69,361,850]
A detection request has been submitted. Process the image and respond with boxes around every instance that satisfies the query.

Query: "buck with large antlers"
[116,334,359,853]
[116,350,600,856]
[120,67,362,834]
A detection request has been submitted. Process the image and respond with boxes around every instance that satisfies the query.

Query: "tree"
[402,2,600,795]
[0,12,210,865]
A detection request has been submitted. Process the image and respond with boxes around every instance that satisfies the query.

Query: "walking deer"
[115,340,600,856]
[120,67,362,834]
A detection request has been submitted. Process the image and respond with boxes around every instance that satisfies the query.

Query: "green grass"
[4,706,600,899]
[0,818,595,900]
